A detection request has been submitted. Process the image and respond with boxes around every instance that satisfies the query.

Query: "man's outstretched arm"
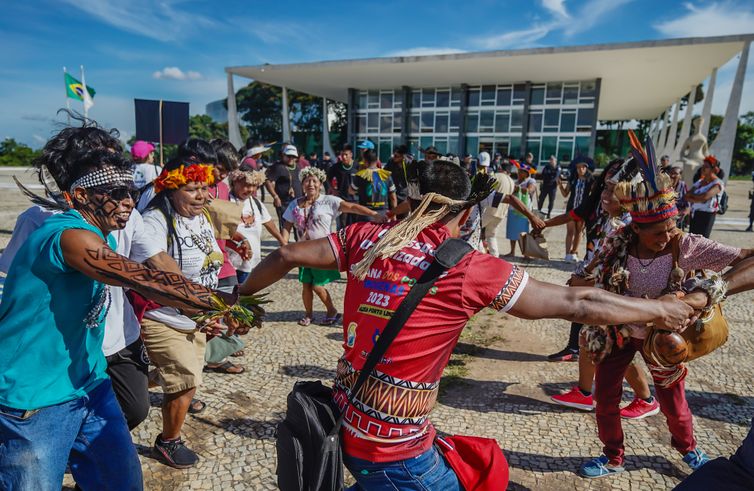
[239,238,338,295]
[508,277,693,330]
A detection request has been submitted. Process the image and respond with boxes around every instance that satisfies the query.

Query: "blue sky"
[1,0,753,148]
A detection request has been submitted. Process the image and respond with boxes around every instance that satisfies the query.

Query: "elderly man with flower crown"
[240,156,698,490]
[577,131,754,479]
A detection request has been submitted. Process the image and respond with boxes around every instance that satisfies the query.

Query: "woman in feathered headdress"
[578,130,754,479]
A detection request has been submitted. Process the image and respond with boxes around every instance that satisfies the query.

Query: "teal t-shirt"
[0,210,115,410]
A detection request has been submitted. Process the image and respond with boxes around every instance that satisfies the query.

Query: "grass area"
[439,309,505,393]
[729,175,754,181]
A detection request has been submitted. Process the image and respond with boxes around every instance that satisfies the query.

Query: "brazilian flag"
[64,73,95,101]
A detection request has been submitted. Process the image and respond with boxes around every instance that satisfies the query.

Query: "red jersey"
[327,221,528,462]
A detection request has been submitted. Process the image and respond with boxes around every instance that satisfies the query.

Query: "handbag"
[276,238,474,491]
[643,233,729,366]
[435,436,509,491]
[518,231,549,260]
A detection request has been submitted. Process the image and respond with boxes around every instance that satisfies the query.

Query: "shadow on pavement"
[280,364,337,380]
[686,390,754,427]
[439,379,559,415]
[454,342,547,362]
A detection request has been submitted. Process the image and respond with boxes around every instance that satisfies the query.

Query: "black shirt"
[326,162,357,201]
[266,161,302,206]
[540,164,559,188]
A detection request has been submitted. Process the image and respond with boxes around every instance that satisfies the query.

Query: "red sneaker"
[620,397,660,420]
[551,386,594,411]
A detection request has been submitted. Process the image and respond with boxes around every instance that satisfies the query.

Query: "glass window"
[466,112,479,133]
[436,90,450,108]
[495,111,510,133]
[509,137,521,157]
[449,136,459,155]
[410,114,420,133]
[449,111,460,130]
[380,92,393,109]
[560,111,576,132]
[530,86,545,105]
[380,113,393,133]
[451,87,462,107]
[577,108,594,130]
[434,138,448,154]
[513,84,527,104]
[557,138,574,162]
[465,136,479,155]
[481,85,496,106]
[368,90,379,108]
[546,83,562,102]
[563,85,579,104]
[422,89,435,108]
[393,112,402,132]
[394,95,403,109]
[436,112,449,133]
[511,108,523,129]
[420,136,433,151]
[541,137,557,162]
[528,112,543,133]
[421,111,434,132]
[575,136,591,157]
[357,114,367,133]
[357,92,367,110]
[367,112,379,132]
[544,108,559,127]
[580,80,597,99]
[496,87,512,106]
[379,139,392,163]
[468,87,480,107]
[412,90,421,109]
[409,138,419,156]
[526,139,541,162]
[479,110,494,131]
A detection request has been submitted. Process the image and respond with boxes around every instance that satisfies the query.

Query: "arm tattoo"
[83,245,215,311]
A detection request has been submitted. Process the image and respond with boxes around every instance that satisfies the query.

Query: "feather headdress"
[614,130,677,224]
[13,164,73,211]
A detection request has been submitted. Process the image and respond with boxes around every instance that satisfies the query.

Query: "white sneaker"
[564,254,574,262]
[570,254,580,263]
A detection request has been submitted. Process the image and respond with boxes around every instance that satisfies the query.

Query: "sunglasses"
[89,185,140,202]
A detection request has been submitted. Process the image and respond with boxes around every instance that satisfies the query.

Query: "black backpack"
[275,238,473,491]
[717,191,729,215]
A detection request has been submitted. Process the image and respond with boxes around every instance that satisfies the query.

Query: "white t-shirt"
[130,208,223,331]
[133,163,161,189]
[690,178,724,214]
[283,194,342,240]
[0,205,143,356]
[229,195,272,272]
[136,185,155,212]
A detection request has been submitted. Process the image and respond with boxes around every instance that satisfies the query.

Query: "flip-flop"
[320,313,342,326]
[230,350,245,357]
[203,361,245,374]
[187,399,206,414]
[298,316,312,326]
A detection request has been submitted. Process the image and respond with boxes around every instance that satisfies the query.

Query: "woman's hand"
[654,293,695,331]
[530,215,546,231]
[199,319,225,336]
[372,213,388,224]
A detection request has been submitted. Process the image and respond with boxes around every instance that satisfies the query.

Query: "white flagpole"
[80,65,88,119]
[63,66,71,125]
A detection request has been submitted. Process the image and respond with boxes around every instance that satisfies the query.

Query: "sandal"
[320,313,342,326]
[230,350,245,357]
[298,316,312,327]
[187,399,206,414]
[203,361,245,374]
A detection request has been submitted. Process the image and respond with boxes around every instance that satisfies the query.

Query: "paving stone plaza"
[0,172,751,490]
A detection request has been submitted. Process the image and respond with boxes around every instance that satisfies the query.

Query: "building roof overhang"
[227,35,753,121]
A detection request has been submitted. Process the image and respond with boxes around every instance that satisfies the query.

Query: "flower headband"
[299,166,327,184]
[153,164,215,193]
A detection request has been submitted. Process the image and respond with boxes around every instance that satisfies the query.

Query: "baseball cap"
[282,144,299,157]
[421,145,440,156]
[357,140,375,150]
[478,151,491,167]
[131,141,155,160]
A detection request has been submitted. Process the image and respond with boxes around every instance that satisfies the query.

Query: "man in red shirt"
[240,159,694,489]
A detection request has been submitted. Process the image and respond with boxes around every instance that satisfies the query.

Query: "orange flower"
[153,164,215,193]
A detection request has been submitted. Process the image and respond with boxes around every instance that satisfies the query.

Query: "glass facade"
[353,80,597,166]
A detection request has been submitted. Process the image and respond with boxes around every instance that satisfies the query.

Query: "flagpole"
[63,66,71,125]
[80,65,88,119]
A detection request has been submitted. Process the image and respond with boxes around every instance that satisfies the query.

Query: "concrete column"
[520,81,532,158]
[458,84,469,157]
[711,40,751,182]
[588,78,601,158]
[649,115,661,146]
[662,97,682,158]
[671,85,698,162]
[346,88,356,146]
[401,86,411,144]
[700,67,717,138]
[657,108,670,155]
[321,98,335,157]
[225,71,243,149]
[281,86,291,143]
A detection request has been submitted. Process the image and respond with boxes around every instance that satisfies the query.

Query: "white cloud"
[152,67,202,81]
[473,25,555,50]
[32,134,45,144]
[385,47,467,57]
[58,0,215,42]
[541,0,569,18]
[562,0,633,36]
[654,1,754,38]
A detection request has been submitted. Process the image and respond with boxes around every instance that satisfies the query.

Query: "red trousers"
[594,338,696,466]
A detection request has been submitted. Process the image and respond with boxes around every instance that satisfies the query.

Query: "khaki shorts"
[141,318,206,394]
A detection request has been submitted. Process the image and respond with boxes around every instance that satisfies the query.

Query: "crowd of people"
[0,116,752,491]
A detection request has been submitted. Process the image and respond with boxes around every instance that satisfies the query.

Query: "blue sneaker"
[683,448,710,471]
[579,455,625,478]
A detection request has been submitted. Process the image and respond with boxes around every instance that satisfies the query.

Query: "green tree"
[0,138,41,167]
[707,112,754,176]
